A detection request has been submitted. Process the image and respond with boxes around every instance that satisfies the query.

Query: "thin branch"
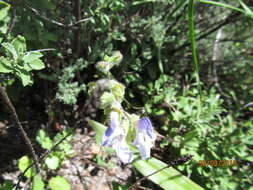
[212,24,232,100]
[171,11,241,53]
[24,1,91,28]
[0,85,40,174]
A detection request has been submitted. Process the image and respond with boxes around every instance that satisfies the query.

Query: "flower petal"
[137,142,151,160]
[113,138,133,164]
[110,111,119,129]
[102,111,121,146]
[138,117,156,141]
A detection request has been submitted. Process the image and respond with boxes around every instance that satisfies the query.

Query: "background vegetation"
[0,0,253,190]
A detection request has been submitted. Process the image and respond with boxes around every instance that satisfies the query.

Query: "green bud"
[100,92,116,109]
[109,80,125,102]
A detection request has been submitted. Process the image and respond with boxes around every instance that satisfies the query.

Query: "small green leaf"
[0,57,13,73]
[18,156,34,178]
[16,70,33,86]
[12,35,26,54]
[23,52,43,63]
[36,129,53,150]
[2,43,18,61]
[45,156,60,170]
[28,59,45,70]
[48,176,71,190]
[32,175,45,190]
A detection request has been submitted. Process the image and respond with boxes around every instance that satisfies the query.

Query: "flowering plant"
[89,52,156,163]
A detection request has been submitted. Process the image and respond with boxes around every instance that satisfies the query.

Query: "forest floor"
[0,120,135,190]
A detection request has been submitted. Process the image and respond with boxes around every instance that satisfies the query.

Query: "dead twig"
[0,85,40,174]
[24,1,91,28]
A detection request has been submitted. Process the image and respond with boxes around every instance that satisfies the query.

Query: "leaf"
[2,43,18,61]
[238,0,253,17]
[0,1,10,20]
[48,176,71,190]
[12,35,26,54]
[36,129,53,150]
[16,70,33,86]
[32,175,45,190]
[23,52,43,63]
[133,158,204,190]
[0,180,14,190]
[18,156,34,178]
[88,119,107,144]
[0,57,13,73]
[28,59,45,70]
[45,156,60,170]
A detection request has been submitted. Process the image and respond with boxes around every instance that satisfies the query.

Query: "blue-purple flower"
[102,111,133,164]
[133,117,156,159]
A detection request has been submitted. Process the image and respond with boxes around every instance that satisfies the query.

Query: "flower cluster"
[102,111,156,164]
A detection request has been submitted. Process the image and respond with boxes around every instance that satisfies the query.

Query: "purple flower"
[133,117,156,159]
[102,111,133,164]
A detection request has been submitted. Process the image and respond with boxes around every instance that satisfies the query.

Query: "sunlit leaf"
[48,176,71,190]
[18,156,34,178]
[32,175,45,190]
[133,158,204,190]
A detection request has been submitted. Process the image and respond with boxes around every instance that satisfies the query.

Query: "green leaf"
[2,43,18,61]
[0,1,10,20]
[0,180,14,190]
[32,175,45,190]
[0,57,13,73]
[45,156,60,170]
[36,129,53,150]
[18,156,34,178]
[16,70,33,86]
[238,0,253,17]
[48,176,71,190]
[23,52,43,63]
[12,35,26,54]
[28,59,45,70]
[88,119,107,144]
[133,158,204,190]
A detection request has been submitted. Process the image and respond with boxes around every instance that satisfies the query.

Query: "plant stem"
[0,85,40,173]
[188,0,202,103]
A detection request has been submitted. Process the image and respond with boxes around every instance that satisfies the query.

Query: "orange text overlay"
[198,160,237,167]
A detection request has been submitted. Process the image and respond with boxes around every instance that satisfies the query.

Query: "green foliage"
[16,130,73,189]
[18,156,35,178]
[36,129,74,170]
[48,176,71,190]
[133,158,204,190]
[1,0,253,189]
[0,1,10,42]
[0,35,45,86]
[89,119,204,190]
[0,180,14,190]
[32,175,45,190]
[55,58,87,104]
